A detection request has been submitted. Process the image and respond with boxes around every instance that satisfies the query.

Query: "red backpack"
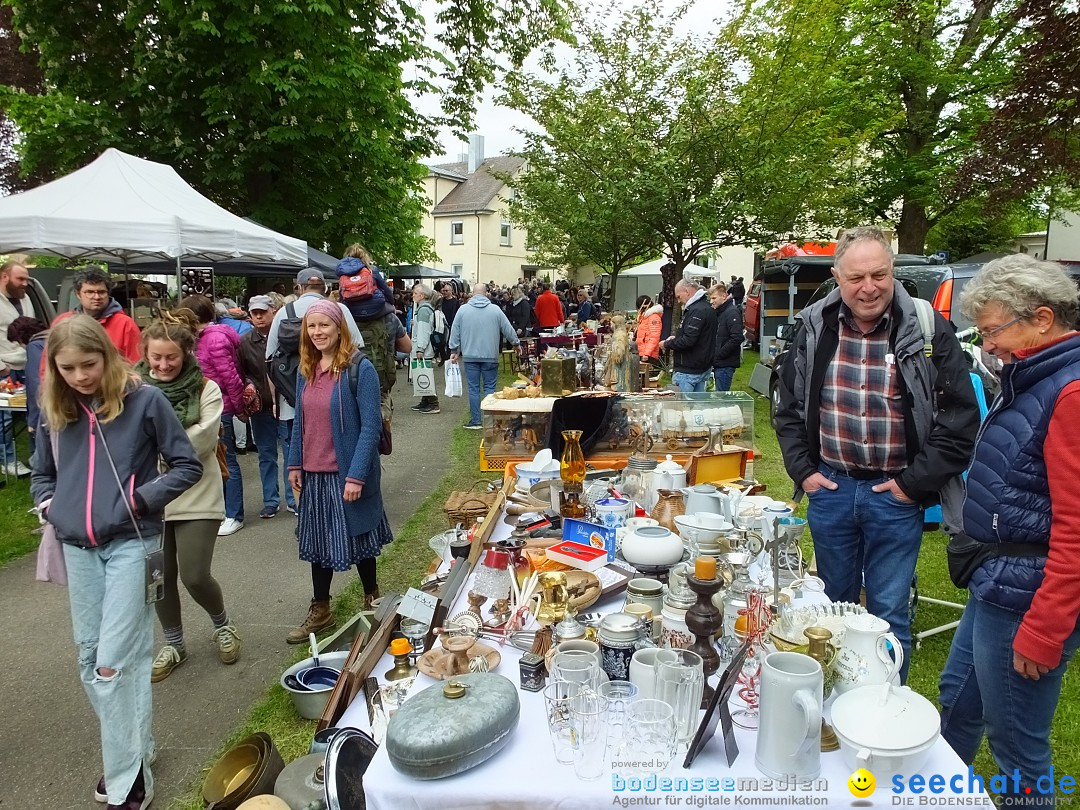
[339,262,376,301]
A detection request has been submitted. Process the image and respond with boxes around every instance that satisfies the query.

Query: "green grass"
[733,350,1080,792]
[167,376,509,810]
[0,423,42,567]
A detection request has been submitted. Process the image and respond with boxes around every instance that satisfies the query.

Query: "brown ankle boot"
[286,599,335,644]
[364,589,381,611]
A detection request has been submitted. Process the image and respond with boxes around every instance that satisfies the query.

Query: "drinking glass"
[399,617,429,663]
[552,651,602,691]
[655,649,704,746]
[570,690,610,781]
[543,680,582,765]
[598,680,639,754]
[614,699,678,777]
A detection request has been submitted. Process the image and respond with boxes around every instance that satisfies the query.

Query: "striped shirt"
[818,306,908,474]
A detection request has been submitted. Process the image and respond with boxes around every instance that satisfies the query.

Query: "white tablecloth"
[341,518,992,809]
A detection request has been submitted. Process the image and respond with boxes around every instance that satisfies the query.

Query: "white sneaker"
[4,461,31,477]
[217,518,244,537]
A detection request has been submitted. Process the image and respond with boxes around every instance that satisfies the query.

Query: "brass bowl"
[203,743,262,808]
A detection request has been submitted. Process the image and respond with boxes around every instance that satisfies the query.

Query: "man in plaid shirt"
[775,227,979,681]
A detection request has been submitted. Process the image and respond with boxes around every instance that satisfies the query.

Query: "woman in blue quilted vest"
[939,255,1080,805]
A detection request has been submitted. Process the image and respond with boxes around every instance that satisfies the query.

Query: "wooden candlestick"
[686,574,723,708]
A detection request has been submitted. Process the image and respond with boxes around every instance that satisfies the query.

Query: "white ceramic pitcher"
[755,652,822,780]
[832,614,904,696]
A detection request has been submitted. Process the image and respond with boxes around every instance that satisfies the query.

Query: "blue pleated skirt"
[297,472,393,571]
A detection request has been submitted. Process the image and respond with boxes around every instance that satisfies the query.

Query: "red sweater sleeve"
[1013,380,1080,668]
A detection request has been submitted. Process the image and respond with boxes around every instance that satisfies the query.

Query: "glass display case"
[481,399,554,456]
[598,392,755,455]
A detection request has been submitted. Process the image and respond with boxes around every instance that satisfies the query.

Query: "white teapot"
[832,614,904,696]
[651,455,687,499]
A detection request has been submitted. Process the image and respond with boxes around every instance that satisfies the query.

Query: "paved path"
[0,375,468,809]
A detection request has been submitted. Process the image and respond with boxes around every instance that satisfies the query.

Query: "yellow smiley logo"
[848,768,876,798]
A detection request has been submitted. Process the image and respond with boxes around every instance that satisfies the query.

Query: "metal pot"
[202,743,263,810]
[280,651,350,720]
[324,728,379,810]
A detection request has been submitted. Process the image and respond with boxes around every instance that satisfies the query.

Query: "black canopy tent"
[384,264,457,279]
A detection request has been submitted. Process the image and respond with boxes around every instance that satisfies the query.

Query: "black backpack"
[268,302,302,407]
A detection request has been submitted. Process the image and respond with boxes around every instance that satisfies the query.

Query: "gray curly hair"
[959,254,1079,328]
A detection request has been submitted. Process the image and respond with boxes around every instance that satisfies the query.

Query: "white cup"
[629,648,678,701]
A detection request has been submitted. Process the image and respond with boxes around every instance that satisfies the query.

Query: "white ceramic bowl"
[621,526,684,567]
[694,512,733,532]
[514,464,560,491]
[673,514,722,543]
[625,517,660,531]
[830,684,940,778]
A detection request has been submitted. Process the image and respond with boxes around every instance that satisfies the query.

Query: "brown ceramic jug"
[650,489,686,533]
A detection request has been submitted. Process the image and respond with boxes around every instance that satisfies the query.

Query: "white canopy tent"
[0,148,308,267]
[610,249,756,311]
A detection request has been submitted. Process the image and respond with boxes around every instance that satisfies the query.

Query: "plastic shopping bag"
[444,362,463,397]
[411,358,436,398]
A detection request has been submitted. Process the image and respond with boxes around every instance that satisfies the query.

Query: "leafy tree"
[734,0,1080,254]
[925,196,1045,260]
[502,1,836,306]
[0,0,571,263]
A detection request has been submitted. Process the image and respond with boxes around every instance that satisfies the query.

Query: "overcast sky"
[415,0,729,162]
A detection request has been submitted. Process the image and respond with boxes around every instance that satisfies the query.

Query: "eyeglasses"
[975,316,1022,340]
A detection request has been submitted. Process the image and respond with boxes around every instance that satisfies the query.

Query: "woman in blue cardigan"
[287,300,391,643]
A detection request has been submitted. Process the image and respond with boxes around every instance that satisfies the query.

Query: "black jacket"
[507,298,534,334]
[668,294,716,374]
[775,285,978,503]
[712,299,743,368]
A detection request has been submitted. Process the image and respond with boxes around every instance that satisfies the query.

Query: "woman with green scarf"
[136,309,241,683]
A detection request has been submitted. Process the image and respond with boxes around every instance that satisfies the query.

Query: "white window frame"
[451,263,464,276]
[500,220,512,247]
[450,220,464,245]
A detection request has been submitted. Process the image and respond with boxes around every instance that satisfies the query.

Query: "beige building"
[420,137,536,287]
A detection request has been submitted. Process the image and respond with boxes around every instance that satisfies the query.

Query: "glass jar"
[660,564,696,649]
[622,455,658,513]
[472,549,512,602]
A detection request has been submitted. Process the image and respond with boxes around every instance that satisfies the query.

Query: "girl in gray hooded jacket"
[31,314,201,810]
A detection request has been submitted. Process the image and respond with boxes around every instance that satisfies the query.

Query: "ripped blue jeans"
[64,537,156,805]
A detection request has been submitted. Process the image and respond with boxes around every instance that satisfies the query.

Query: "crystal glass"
[598,680,640,754]
[551,650,602,691]
[732,634,765,729]
[655,649,704,746]
[399,617,429,663]
[472,548,512,601]
[543,680,582,765]
[570,691,610,781]
[614,699,678,777]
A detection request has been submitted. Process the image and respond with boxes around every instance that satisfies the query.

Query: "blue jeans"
[464,360,499,426]
[64,537,156,805]
[278,418,296,510]
[939,596,1080,805]
[249,410,280,510]
[805,463,922,682]
[672,370,709,393]
[221,417,245,521]
[712,366,735,392]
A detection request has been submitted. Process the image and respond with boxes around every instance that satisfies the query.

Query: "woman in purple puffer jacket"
[178,296,247,537]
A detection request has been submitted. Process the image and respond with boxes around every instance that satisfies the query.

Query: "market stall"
[225,396,991,809]
[330,497,991,810]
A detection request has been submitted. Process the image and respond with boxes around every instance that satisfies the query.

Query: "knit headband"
[306,299,343,325]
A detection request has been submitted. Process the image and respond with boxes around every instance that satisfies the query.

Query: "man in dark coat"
[709,282,743,391]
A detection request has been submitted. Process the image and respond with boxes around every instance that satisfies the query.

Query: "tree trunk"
[896,199,931,254]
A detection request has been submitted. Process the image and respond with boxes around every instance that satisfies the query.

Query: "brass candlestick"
[686,574,724,707]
